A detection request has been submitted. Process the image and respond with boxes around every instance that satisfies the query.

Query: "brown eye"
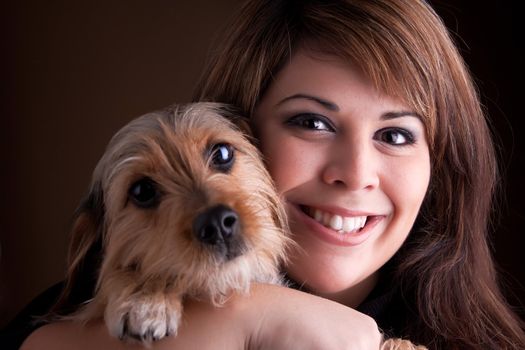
[209,143,235,172]
[375,128,415,146]
[128,177,159,208]
[285,113,334,132]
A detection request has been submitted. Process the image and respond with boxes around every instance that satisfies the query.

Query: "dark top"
[0,276,413,350]
[0,282,64,350]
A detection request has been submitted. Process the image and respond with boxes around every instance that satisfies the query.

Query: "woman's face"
[253,48,430,306]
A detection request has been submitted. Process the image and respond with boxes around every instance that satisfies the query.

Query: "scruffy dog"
[52,102,426,349]
[53,102,289,343]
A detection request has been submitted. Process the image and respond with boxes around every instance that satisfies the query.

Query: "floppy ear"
[48,181,105,317]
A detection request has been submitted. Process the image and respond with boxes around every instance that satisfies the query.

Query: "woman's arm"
[20,297,247,350]
[249,284,382,349]
[21,283,382,350]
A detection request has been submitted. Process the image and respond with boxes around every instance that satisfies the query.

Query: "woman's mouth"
[290,204,383,247]
[299,205,378,235]
[311,207,366,233]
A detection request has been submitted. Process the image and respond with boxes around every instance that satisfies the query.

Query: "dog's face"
[70,103,288,302]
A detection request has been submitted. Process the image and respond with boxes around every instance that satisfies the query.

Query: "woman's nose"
[321,140,380,191]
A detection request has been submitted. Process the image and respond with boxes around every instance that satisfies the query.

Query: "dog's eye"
[128,177,159,208]
[209,143,234,172]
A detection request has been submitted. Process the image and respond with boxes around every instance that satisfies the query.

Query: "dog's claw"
[118,314,170,343]
[106,294,181,344]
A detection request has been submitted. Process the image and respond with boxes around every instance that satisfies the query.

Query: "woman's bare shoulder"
[20,321,143,350]
[18,291,255,350]
[21,322,73,350]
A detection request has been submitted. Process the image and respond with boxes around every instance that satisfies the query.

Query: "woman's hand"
[247,283,383,349]
[22,283,382,350]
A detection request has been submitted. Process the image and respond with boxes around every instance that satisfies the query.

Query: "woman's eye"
[209,143,235,172]
[376,128,415,146]
[128,177,160,208]
[285,114,334,132]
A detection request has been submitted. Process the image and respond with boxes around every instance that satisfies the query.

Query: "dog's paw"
[105,293,182,343]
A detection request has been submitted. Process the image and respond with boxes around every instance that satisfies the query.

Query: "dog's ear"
[67,181,105,274]
[48,181,105,317]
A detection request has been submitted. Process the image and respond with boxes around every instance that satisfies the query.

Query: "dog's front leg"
[102,272,183,343]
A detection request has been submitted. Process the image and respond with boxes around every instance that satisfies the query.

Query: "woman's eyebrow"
[277,95,423,121]
[277,93,340,111]
[381,111,423,121]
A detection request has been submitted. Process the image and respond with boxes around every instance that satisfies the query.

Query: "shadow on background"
[0,0,523,327]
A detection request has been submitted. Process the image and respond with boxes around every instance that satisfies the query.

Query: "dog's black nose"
[193,205,239,246]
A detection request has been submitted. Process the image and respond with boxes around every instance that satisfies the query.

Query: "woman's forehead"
[268,46,410,109]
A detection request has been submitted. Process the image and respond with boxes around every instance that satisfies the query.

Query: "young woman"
[17,0,525,349]
[190,0,525,348]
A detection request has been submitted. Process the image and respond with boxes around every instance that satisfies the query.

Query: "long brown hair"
[193,0,525,348]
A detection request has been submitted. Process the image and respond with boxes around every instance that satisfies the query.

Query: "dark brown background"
[1,0,522,328]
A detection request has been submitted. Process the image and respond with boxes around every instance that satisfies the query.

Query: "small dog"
[54,102,290,343]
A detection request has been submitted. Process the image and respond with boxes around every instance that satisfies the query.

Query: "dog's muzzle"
[192,204,245,261]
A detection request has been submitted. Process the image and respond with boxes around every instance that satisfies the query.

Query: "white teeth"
[310,208,368,234]
[329,215,343,231]
[314,209,323,222]
[323,212,331,226]
[342,217,355,232]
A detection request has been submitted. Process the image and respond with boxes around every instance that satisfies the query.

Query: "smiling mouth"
[299,205,370,234]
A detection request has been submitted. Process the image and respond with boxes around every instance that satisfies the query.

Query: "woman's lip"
[289,203,383,247]
[300,204,375,218]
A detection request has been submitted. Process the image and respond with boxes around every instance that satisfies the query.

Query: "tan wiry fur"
[63,103,291,343]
